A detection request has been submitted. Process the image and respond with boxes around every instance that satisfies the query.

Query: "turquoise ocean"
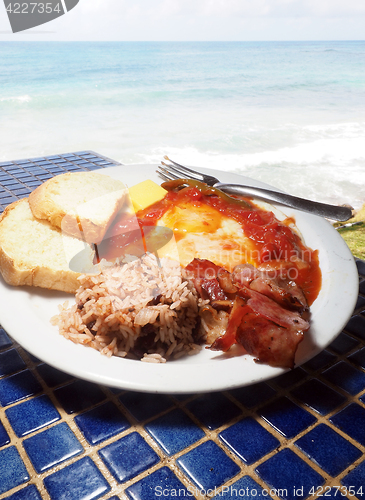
[1,41,365,208]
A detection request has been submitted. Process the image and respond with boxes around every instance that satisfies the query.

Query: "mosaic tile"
[99,431,160,483]
[176,440,240,491]
[301,350,337,371]
[322,361,365,395]
[36,363,74,387]
[0,446,29,495]
[0,369,42,406]
[328,332,360,354]
[355,295,365,310]
[23,422,83,473]
[295,423,362,476]
[213,475,266,499]
[219,417,279,464]
[290,379,346,415]
[341,460,365,495]
[125,466,190,500]
[53,379,106,414]
[259,396,316,438]
[344,315,365,341]
[185,392,241,430]
[5,394,60,437]
[0,418,10,446]
[44,456,111,500]
[119,391,174,422]
[348,347,365,369]
[330,403,365,446]
[255,449,324,500]
[75,401,130,445]
[228,382,276,409]
[0,328,12,350]
[270,367,307,388]
[356,259,365,275]
[359,279,365,294]
[3,484,42,500]
[145,408,205,455]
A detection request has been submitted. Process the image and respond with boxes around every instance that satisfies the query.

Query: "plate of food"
[0,164,358,393]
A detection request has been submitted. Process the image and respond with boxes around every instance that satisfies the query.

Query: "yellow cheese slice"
[129,180,167,212]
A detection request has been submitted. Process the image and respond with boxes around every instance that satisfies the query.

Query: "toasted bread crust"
[29,172,127,243]
[0,198,92,293]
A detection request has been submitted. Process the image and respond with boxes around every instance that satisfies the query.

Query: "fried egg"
[156,200,257,271]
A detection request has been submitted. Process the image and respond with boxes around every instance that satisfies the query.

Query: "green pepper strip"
[161,178,253,210]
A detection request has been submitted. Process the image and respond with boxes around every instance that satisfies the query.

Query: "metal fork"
[157,156,354,221]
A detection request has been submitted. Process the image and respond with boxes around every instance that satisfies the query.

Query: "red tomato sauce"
[109,186,322,305]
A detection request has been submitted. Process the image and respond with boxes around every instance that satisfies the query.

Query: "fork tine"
[156,166,180,182]
[163,156,205,181]
[160,161,201,182]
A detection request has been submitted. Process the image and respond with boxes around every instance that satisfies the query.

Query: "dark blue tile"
[0,446,29,495]
[99,431,160,483]
[185,393,241,430]
[75,401,130,445]
[302,350,337,372]
[359,279,365,294]
[229,382,276,409]
[345,315,365,341]
[36,363,73,387]
[0,419,10,446]
[0,328,12,350]
[177,440,240,491]
[330,403,365,446]
[348,347,365,369]
[322,361,365,395]
[341,460,365,495]
[355,294,365,310]
[270,367,307,388]
[145,409,205,456]
[213,475,266,499]
[125,466,190,500]
[290,379,346,416]
[4,484,42,500]
[328,332,359,354]
[255,449,324,500]
[54,379,106,414]
[259,397,316,438]
[23,422,83,473]
[108,497,120,500]
[0,370,42,406]
[295,423,362,476]
[44,456,111,500]
[219,417,279,465]
[5,394,60,437]
[119,391,173,422]
[356,259,365,276]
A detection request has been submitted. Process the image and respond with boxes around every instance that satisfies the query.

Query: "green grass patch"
[334,203,365,260]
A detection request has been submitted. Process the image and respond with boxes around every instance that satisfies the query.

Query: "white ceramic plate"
[0,165,358,393]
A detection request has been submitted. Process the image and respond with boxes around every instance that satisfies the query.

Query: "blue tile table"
[0,151,364,500]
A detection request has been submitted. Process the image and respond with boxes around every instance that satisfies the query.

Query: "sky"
[0,0,365,41]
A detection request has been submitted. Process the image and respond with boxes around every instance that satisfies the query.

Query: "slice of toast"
[29,172,127,244]
[0,198,94,293]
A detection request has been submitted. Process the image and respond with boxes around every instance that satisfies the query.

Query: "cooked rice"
[51,253,206,362]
